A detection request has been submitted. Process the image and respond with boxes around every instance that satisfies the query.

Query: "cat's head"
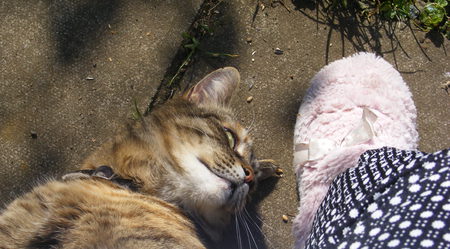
[150,67,272,240]
[82,67,278,240]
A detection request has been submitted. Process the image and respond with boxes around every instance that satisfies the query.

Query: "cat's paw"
[256,159,284,181]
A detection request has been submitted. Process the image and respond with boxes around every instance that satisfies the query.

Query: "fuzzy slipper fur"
[292,53,419,249]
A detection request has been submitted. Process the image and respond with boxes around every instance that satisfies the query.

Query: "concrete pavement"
[1,0,448,248]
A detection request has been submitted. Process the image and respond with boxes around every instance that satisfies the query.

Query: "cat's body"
[0,68,277,248]
[0,178,204,249]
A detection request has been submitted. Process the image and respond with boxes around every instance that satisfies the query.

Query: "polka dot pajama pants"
[305,147,450,249]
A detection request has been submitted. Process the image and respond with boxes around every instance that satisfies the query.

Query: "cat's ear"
[183,67,240,106]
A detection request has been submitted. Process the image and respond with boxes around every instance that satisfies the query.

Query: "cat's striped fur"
[0,67,278,248]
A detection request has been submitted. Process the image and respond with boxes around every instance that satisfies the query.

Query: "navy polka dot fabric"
[305,147,450,249]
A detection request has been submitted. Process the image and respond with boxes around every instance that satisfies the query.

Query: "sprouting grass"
[329,0,449,39]
[167,30,239,87]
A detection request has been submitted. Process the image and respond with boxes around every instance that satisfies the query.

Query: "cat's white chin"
[169,151,235,208]
[162,150,249,240]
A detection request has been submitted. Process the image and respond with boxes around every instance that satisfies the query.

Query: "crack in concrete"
[146,0,223,114]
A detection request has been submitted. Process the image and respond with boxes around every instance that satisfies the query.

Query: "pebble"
[274,48,284,55]
[246,96,254,103]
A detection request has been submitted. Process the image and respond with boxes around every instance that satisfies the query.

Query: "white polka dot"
[368,203,378,212]
[385,168,393,175]
[420,239,434,247]
[371,210,383,219]
[410,229,423,237]
[374,173,380,180]
[354,224,365,234]
[420,190,432,197]
[432,220,445,229]
[409,203,422,211]
[378,233,390,241]
[343,227,351,236]
[409,184,421,192]
[439,167,449,173]
[443,203,450,211]
[408,174,419,183]
[349,208,359,218]
[373,192,382,200]
[420,211,433,218]
[328,236,336,244]
[406,161,415,169]
[356,192,364,201]
[338,241,347,249]
[350,241,361,249]
[429,174,440,181]
[443,233,450,242]
[331,209,337,215]
[431,195,444,202]
[369,227,381,236]
[389,196,402,205]
[389,215,401,223]
[423,162,436,170]
[387,239,400,247]
[381,177,390,184]
[441,180,450,187]
[363,177,370,185]
[399,220,411,229]
[401,201,411,207]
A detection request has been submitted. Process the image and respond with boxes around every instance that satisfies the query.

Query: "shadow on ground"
[0,0,202,203]
[291,0,447,66]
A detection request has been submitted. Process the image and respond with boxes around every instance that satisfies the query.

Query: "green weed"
[167,30,238,87]
[330,0,449,39]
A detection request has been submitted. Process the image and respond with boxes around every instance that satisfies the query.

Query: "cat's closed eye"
[223,127,236,149]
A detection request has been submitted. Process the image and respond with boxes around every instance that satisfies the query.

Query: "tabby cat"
[0,67,279,248]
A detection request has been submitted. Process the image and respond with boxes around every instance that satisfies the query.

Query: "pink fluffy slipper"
[292,53,419,249]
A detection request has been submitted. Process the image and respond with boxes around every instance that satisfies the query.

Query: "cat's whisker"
[235,214,243,249]
[245,208,284,237]
[244,108,257,134]
[257,159,276,164]
[243,208,276,249]
[239,211,259,249]
[239,211,253,249]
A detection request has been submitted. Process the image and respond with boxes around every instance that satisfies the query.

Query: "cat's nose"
[242,165,254,183]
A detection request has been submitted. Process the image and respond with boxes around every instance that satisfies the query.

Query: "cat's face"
[152,68,264,240]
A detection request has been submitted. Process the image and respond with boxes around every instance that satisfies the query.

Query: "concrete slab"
[1,0,448,248]
[0,0,202,202]
[178,0,449,248]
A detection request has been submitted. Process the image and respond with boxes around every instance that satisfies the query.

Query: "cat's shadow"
[199,177,280,249]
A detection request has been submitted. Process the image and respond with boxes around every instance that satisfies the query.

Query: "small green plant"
[417,0,449,38]
[131,98,144,121]
[328,0,449,39]
[167,31,238,87]
[379,0,415,20]
[380,0,449,38]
